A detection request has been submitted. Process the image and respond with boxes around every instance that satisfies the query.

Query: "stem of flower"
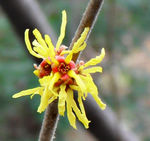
[69,0,104,62]
[38,99,59,141]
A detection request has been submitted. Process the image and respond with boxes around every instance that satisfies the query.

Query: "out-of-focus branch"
[0,0,56,43]
[0,0,57,63]
[85,95,139,141]
[69,0,104,62]
[0,0,59,141]
[0,0,139,141]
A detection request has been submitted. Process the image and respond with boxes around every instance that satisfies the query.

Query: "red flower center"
[57,62,71,74]
[34,60,52,78]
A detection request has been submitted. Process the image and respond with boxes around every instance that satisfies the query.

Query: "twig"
[38,100,59,141]
[69,0,104,62]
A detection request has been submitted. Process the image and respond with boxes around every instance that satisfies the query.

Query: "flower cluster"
[12,10,106,129]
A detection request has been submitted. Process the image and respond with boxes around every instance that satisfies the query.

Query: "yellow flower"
[12,10,106,129]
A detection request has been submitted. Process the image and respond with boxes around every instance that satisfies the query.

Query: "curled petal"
[90,93,106,110]
[65,42,87,64]
[79,74,98,97]
[33,46,47,57]
[32,39,46,53]
[68,89,90,129]
[69,85,81,91]
[78,92,86,115]
[30,88,43,99]
[66,89,76,129]
[12,87,42,98]
[48,87,59,104]
[39,75,53,87]
[37,86,52,113]
[49,72,61,93]
[33,29,49,52]
[33,70,40,77]
[58,84,67,116]
[65,27,89,64]
[68,70,87,95]
[32,30,53,58]
[45,34,55,58]
[83,48,105,68]
[80,74,106,110]
[32,39,41,47]
[69,85,85,100]
[82,66,103,74]
[60,50,71,55]
[56,10,67,50]
[25,29,42,58]
[71,27,89,53]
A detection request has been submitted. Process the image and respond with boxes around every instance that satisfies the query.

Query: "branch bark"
[38,100,59,141]
[85,95,139,141]
[69,0,104,62]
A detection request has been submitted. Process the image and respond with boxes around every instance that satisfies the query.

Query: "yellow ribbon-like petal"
[56,10,67,50]
[79,74,98,97]
[66,89,76,129]
[45,34,55,58]
[90,93,106,110]
[39,75,53,87]
[69,85,85,100]
[12,87,42,98]
[69,85,81,91]
[80,74,106,110]
[33,70,40,77]
[82,66,103,74]
[71,28,89,53]
[68,70,87,95]
[58,84,67,116]
[60,50,71,55]
[32,39,46,54]
[65,42,87,64]
[30,87,44,99]
[33,46,47,57]
[83,48,105,68]
[37,86,51,113]
[49,72,61,94]
[68,89,89,129]
[25,29,42,58]
[33,29,49,52]
[78,92,86,115]
[65,27,89,64]
[32,39,41,47]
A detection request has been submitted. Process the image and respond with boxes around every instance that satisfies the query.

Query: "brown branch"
[69,0,104,62]
[38,100,59,141]
[85,95,139,141]
[0,0,57,64]
[0,0,59,141]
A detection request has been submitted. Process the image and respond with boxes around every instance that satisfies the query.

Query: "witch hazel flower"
[12,10,106,129]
